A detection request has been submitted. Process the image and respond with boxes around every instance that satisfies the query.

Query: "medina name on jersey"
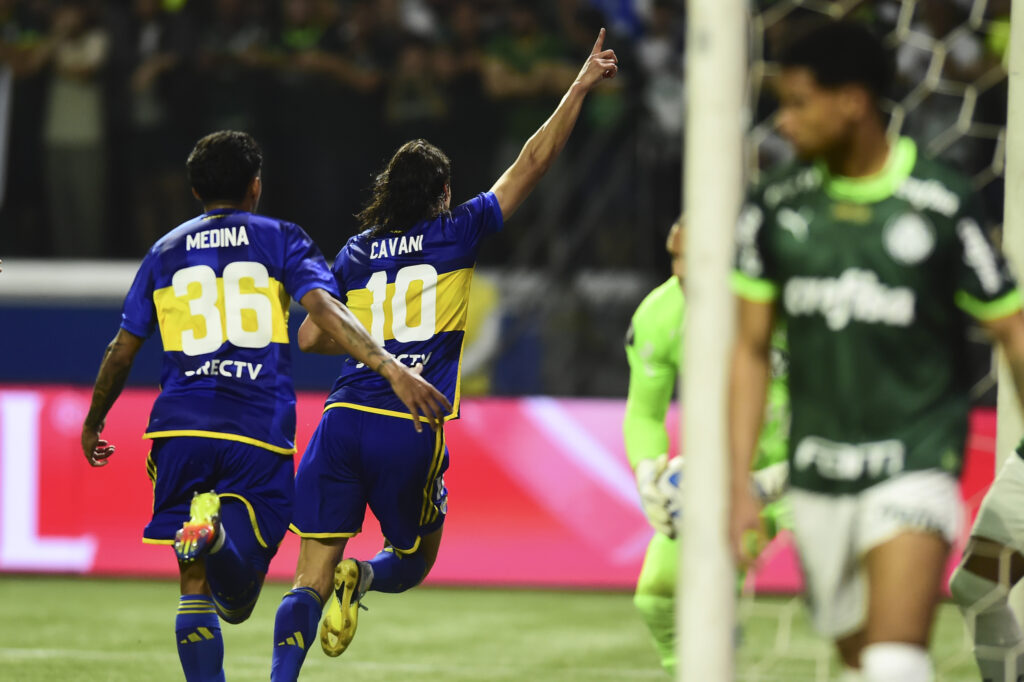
[120,209,339,454]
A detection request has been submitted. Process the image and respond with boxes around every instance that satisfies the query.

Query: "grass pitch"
[0,576,978,681]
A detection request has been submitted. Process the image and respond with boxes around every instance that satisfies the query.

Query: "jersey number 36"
[172,261,275,356]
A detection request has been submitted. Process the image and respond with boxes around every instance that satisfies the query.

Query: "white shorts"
[788,469,963,638]
[970,452,1024,555]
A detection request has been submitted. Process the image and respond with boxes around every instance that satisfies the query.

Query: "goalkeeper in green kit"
[623,219,790,674]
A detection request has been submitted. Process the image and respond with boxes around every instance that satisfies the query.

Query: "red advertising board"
[0,385,999,591]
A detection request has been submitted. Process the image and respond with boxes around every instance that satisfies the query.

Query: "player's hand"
[386,363,452,433]
[750,461,789,504]
[574,28,618,91]
[729,487,765,568]
[81,421,115,468]
[634,454,676,538]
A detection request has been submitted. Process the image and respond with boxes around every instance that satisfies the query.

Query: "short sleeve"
[952,195,1021,321]
[731,194,779,303]
[281,223,340,303]
[448,192,504,251]
[120,254,158,339]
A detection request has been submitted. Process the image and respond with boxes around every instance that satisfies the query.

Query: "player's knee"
[632,592,673,623]
[860,642,932,682]
[634,572,674,600]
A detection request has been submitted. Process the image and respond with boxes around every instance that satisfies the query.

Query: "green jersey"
[733,137,1021,494]
[624,276,790,470]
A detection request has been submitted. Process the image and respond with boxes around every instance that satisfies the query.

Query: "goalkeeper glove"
[634,454,676,538]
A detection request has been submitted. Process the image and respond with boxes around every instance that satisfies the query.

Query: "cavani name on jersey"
[324,192,504,421]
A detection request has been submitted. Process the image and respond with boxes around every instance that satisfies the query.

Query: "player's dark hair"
[358,139,451,237]
[186,130,263,203]
[777,20,894,101]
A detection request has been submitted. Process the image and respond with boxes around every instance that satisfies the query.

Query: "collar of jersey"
[816,136,917,204]
[202,208,245,220]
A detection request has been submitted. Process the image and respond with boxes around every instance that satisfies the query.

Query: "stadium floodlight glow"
[678,0,746,680]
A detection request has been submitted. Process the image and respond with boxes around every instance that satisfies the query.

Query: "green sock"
[633,593,676,673]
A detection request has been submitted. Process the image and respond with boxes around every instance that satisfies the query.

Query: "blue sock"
[271,587,324,682]
[367,549,426,593]
[176,595,225,682]
[205,524,262,623]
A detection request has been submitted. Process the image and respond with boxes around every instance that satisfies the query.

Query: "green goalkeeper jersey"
[623,276,790,471]
[733,137,1021,495]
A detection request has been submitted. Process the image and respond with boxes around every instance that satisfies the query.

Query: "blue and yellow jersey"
[324,192,504,421]
[120,209,339,454]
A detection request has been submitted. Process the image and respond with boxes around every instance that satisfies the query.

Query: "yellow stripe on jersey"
[345,267,474,342]
[419,429,446,528]
[287,523,361,539]
[142,429,297,455]
[323,402,458,422]
[153,275,290,352]
[218,492,269,548]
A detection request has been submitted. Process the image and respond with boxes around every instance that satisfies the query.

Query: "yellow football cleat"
[174,491,221,563]
[320,558,372,657]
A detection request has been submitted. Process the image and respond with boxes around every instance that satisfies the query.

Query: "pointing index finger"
[591,27,605,55]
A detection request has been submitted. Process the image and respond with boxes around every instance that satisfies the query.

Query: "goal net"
[681,1,1017,680]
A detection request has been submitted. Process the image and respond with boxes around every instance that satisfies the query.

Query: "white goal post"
[678,0,746,680]
[1000,0,1024,622]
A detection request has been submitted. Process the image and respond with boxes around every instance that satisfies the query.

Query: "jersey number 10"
[172,261,275,356]
[364,264,438,345]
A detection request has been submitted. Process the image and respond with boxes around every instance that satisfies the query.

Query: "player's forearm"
[1000,320,1024,412]
[729,342,770,497]
[83,333,138,429]
[623,412,670,469]
[512,83,587,182]
[297,314,345,355]
[623,366,674,468]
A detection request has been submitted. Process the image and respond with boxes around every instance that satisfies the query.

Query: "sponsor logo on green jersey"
[794,436,905,481]
[783,268,915,330]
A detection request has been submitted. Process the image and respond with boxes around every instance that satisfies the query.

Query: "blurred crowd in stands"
[0,0,683,269]
[0,0,1013,265]
[0,0,1013,397]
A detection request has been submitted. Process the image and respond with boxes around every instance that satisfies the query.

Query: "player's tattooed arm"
[81,329,145,467]
[297,305,348,356]
[298,288,392,367]
[299,288,452,432]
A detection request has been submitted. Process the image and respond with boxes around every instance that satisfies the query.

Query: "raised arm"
[81,328,145,467]
[728,298,775,563]
[298,288,452,432]
[489,28,618,220]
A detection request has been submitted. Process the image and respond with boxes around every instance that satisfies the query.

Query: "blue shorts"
[291,407,449,554]
[144,436,294,573]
